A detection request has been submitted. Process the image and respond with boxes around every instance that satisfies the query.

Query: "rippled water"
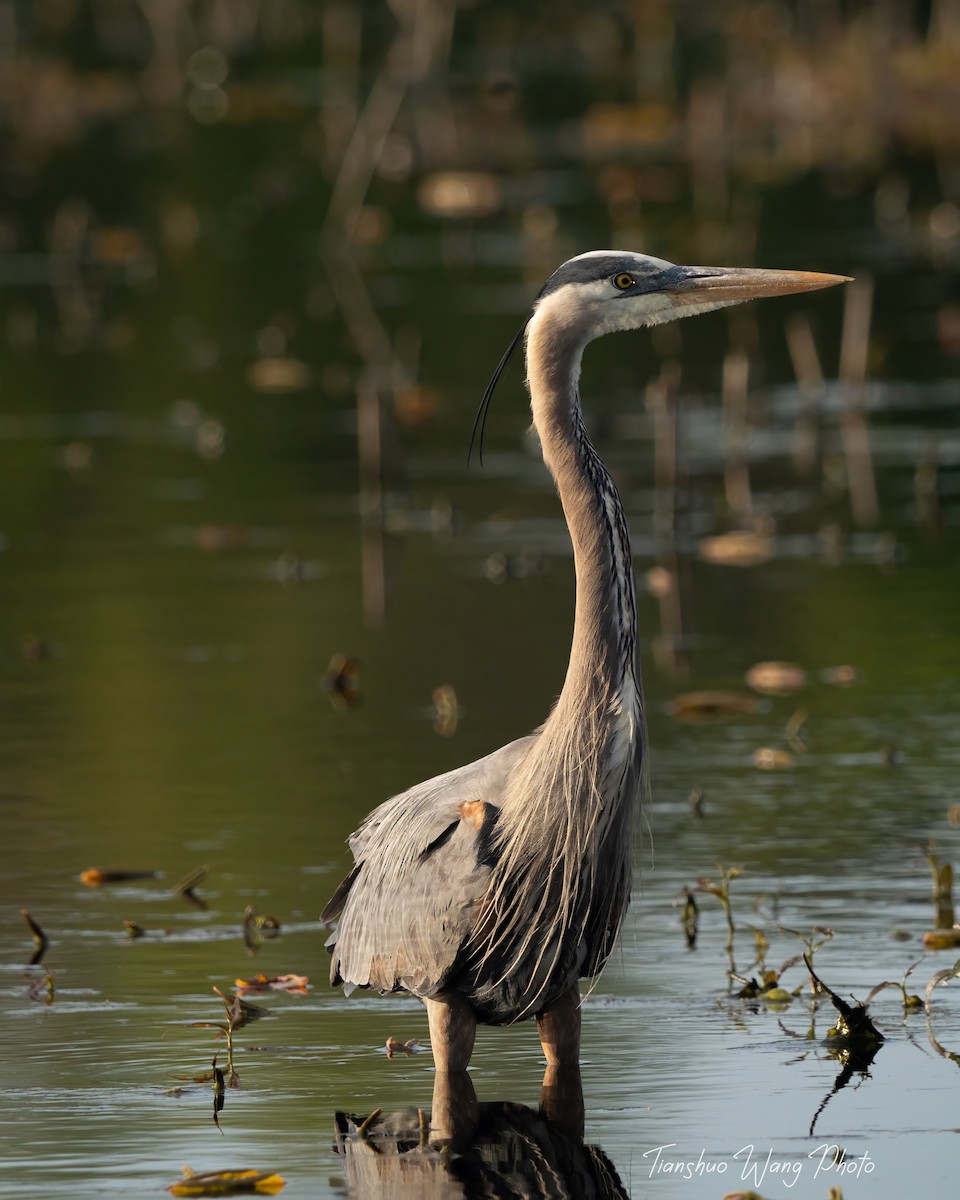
[3,369,959,1198]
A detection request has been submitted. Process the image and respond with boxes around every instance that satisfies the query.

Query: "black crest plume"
[468,315,532,467]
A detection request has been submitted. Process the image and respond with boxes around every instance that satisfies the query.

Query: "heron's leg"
[425,993,477,1072]
[540,1063,584,1139]
[430,1068,479,1147]
[535,983,581,1068]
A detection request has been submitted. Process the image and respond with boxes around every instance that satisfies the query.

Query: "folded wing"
[323,736,534,997]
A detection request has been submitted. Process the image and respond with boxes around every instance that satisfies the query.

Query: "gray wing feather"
[324,736,534,996]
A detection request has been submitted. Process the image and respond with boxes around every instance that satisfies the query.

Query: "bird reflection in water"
[334,1068,629,1199]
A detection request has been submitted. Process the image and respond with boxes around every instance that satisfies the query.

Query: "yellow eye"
[613,272,635,290]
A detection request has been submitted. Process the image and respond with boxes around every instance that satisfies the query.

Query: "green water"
[2,3,960,1197]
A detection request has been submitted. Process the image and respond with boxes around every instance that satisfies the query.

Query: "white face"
[529,250,742,343]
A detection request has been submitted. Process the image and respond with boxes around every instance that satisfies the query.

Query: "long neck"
[525,318,638,714]
[479,305,643,1009]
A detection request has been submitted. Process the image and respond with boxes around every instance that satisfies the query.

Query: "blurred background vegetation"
[1,0,958,840]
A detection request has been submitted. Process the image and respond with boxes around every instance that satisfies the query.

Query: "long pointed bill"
[669,265,851,308]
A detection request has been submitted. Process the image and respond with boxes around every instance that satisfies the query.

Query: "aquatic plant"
[697,864,743,973]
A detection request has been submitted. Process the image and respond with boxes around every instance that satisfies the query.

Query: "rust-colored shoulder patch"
[458,799,487,829]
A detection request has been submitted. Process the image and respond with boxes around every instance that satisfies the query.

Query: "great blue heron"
[322,251,848,1078]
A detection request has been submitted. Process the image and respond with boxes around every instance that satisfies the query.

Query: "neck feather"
[525,321,638,713]
[471,310,645,1015]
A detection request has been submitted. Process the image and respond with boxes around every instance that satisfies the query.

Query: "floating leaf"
[666,691,759,719]
[165,1166,286,1196]
[923,928,960,950]
[246,357,312,393]
[385,1037,421,1059]
[234,973,309,995]
[698,530,774,567]
[752,747,794,770]
[80,868,159,887]
[731,963,792,1005]
[745,661,807,695]
[820,664,859,686]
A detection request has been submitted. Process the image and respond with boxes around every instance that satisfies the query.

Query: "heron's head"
[531,249,850,338]
[470,250,849,462]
